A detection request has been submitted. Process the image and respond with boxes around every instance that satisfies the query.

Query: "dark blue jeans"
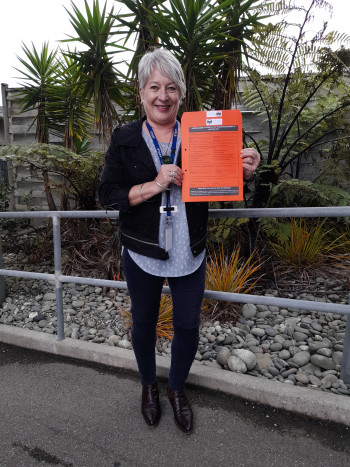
[122,248,206,391]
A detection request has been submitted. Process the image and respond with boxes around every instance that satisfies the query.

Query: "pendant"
[161,155,172,165]
[165,217,172,251]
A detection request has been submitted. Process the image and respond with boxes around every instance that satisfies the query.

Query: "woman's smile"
[140,67,180,127]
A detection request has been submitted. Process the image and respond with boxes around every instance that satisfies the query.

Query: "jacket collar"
[116,115,182,169]
[116,116,146,147]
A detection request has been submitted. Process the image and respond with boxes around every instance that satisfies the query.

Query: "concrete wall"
[0,84,102,211]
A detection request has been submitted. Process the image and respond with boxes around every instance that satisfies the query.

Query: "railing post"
[52,214,64,341]
[340,297,350,384]
[0,239,5,304]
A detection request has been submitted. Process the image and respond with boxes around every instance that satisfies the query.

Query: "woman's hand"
[241,148,260,182]
[155,164,184,189]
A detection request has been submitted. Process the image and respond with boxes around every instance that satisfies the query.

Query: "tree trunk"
[42,170,57,211]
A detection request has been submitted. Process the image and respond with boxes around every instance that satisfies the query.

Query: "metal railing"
[0,207,349,383]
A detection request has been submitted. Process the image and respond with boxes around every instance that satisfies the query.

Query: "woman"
[98,48,260,434]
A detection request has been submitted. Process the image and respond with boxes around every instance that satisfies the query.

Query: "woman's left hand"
[241,148,260,181]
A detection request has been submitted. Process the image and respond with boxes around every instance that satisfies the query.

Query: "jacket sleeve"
[98,128,133,213]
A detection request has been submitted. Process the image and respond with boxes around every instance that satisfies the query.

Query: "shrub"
[203,245,263,322]
[270,179,350,211]
[265,218,350,279]
[119,294,174,341]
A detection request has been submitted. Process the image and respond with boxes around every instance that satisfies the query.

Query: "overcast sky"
[0,0,349,90]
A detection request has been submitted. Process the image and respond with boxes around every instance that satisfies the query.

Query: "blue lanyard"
[146,121,178,217]
[146,120,178,165]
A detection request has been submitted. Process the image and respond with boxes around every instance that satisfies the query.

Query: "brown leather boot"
[167,387,193,434]
[141,382,161,428]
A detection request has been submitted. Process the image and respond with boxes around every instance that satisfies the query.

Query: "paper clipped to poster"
[181,109,243,202]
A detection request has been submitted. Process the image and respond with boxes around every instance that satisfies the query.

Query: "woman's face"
[139,67,181,127]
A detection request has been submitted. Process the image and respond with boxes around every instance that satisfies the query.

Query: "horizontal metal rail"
[0,269,349,315]
[0,206,349,219]
[0,207,349,383]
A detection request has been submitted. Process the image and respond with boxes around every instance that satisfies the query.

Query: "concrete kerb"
[1,324,349,427]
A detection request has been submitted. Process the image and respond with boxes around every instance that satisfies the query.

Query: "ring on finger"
[170,170,176,179]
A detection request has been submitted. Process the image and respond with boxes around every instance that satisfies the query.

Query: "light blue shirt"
[128,131,205,277]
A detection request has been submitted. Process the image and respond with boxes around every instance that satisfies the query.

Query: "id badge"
[165,217,172,251]
[160,205,178,213]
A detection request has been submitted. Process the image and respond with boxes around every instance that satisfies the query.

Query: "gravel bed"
[1,253,349,397]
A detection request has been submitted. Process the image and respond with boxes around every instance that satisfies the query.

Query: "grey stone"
[278,349,291,360]
[295,326,311,336]
[245,337,259,346]
[232,349,257,371]
[201,351,212,360]
[269,343,283,352]
[321,374,338,389]
[308,375,322,387]
[281,368,297,378]
[223,335,236,345]
[310,354,335,370]
[248,346,263,354]
[38,320,48,328]
[285,317,300,327]
[251,327,265,337]
[295,372,310,384]
[256,311,271,319]
[255,353,273,371]
[311,322,323,332]
[265,326,278,337]
[216,347,231,366]
[332,351,343,366]
[241,304,257,319]
[292,331,308,342]
[301,362,321,374]
[227,356,247,373]
[316,348,332,357]
[43,292,56,301]
[308,338,332,352]
[71,328,79,339]
[268,367,280,376]
[292,351,311,367]
[118,340,131,349]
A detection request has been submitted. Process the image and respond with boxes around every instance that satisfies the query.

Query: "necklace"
[162,132,173,162]
[146,121,178,165]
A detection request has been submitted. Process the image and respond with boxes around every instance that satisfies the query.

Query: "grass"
[203,245,263,322]
[266,218,350,280]
[118,293,174,340]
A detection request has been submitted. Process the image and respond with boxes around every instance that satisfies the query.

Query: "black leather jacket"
[98,117,208,260]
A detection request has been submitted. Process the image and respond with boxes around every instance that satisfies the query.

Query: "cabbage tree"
[15,42,60,144]
[62,0,127,144]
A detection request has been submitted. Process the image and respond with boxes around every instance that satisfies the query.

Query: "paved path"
[0,342,349,467]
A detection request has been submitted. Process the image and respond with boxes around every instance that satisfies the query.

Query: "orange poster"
[181,110,243,202]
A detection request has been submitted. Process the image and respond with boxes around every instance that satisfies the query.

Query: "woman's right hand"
[156,164,184,189]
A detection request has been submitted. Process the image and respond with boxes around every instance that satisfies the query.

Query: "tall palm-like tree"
[47,52,94,152]
[113,0,160,116]
[15,42,60,143]
[113,0,272,112]
[62,0,126,144]
[15,42,61,210]
[211,0,272,109]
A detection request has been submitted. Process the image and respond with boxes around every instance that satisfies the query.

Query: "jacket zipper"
[122,232,158,247]
[191,232,207,248]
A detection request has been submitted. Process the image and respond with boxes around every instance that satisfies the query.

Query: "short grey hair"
[138,48,186,100]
